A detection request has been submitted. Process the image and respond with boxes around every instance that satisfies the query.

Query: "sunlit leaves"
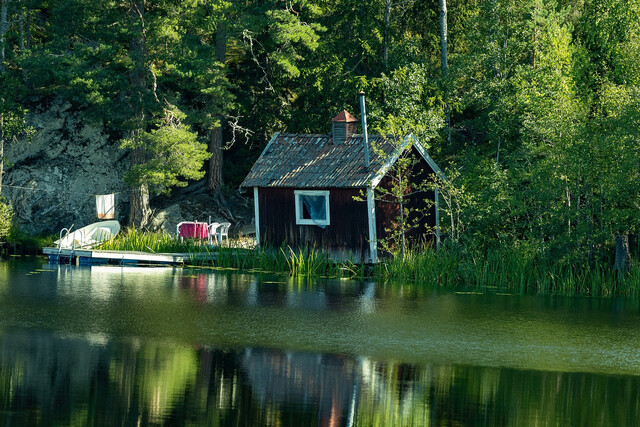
[0,197,12,240]
[121,108,211,195]
[372,64,444,143]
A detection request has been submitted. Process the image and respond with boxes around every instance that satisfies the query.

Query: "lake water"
[0,259,639,425]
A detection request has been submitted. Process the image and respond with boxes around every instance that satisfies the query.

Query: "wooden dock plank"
[43,247,215,265]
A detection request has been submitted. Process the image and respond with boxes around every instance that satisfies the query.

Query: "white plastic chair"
[208,222,221,245]
[217,222,231,245]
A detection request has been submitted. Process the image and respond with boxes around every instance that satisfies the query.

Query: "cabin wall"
[375,147,437,254]
[257,187,371,261]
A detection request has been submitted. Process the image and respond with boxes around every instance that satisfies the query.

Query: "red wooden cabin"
[241,110,444,263]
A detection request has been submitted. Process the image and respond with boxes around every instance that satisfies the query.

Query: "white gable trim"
[369,135,411,189]
[369,134,445,189]
[260,132,280,157]
[409,135,447,180]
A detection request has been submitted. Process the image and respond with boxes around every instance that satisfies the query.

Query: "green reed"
[281,246,334,277]
[100,230,639,296]
[375,243,640,298]
[188,242,351,278]
[100,228,202,253]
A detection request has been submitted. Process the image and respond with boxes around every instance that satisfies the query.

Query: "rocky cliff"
[4,100,129,235]
[3,100,253,237]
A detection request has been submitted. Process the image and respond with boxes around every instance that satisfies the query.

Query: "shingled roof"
[241,132,442,188]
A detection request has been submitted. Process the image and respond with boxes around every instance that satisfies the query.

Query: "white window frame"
[294,190,330,226]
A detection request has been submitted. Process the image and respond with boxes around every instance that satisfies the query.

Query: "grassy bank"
[100,228,203,253]
[90,229,640,297]
[99,229,363,278]
[375,246,640,298]
[4,230,56,256]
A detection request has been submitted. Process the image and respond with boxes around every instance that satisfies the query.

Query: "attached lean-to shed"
[240,109,444,263]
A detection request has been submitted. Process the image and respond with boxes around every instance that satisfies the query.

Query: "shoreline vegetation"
[2,2,639,306]
[1,1,640,302]
[93,229,640,299]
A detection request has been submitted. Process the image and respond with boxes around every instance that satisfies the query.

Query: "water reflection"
[1,262,640,376]
[0,330,639,426]
[175,268,377,313]
[241,348,359,426]
[1,260,640,424]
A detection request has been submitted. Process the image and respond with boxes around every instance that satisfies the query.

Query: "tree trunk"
[383,0,391,69]
[0,0,6,193]
[0,113,4,194]
[532,0,538,67]
[400,196,405,260]
[129,150,151,228]
[127,0,151,228]
[565,183,571,234]
[439,0,448,76]
[129,183,151,227]
[17,4,23,52]
[0,0,8,72]
[208,127,223,192]
[615,233,631,275]
[439,0,451,145]
[208,19,227,193]
[25,3,30,49]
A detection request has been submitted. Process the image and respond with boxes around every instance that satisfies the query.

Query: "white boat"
[55,220,121,249]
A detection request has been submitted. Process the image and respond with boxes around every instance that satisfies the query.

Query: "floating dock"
[43,247,216,266]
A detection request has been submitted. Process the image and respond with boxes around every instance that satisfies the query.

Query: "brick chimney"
[331,110,357,144]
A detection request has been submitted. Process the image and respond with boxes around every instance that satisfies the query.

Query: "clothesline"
[0,184,122,197]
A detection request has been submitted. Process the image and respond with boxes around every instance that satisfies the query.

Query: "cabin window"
[294,190,330,228]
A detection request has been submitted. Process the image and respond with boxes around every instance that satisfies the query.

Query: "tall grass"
[102,231,357,277]
[100,228,203,253]
[282,246,331,277]
[99,229,639,297]
[211,245,351,278]
[375,243,640,298]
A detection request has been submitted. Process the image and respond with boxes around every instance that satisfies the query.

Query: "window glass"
[295,190,330,227]
[301,195,326,221]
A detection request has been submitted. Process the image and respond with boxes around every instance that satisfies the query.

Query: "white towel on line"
[96,194,115,219]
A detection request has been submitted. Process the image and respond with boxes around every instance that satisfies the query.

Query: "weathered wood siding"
[375,147,437,252]
[258,187,371,260]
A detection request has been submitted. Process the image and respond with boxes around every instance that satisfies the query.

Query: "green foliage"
[443,0,640,268]
[0,105,31,141]
[6,227,55,255]
[372,147,435,259]
[120,110,211,195]
[212,245,352,278]
[0,197,12,241]
[371,64,444,142]
[281,246,329,277]
[0,0,638,287]
[101,229,182,253]
[265,6,324,78]
[376,243,640,298]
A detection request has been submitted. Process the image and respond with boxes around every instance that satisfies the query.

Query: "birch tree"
[439,0,451,144]
[0,0,7,71]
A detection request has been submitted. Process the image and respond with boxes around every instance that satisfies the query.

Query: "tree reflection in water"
[1,263,640,424]
[0,330,639,425]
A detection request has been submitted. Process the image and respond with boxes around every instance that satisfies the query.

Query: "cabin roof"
[241,133,443,189]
